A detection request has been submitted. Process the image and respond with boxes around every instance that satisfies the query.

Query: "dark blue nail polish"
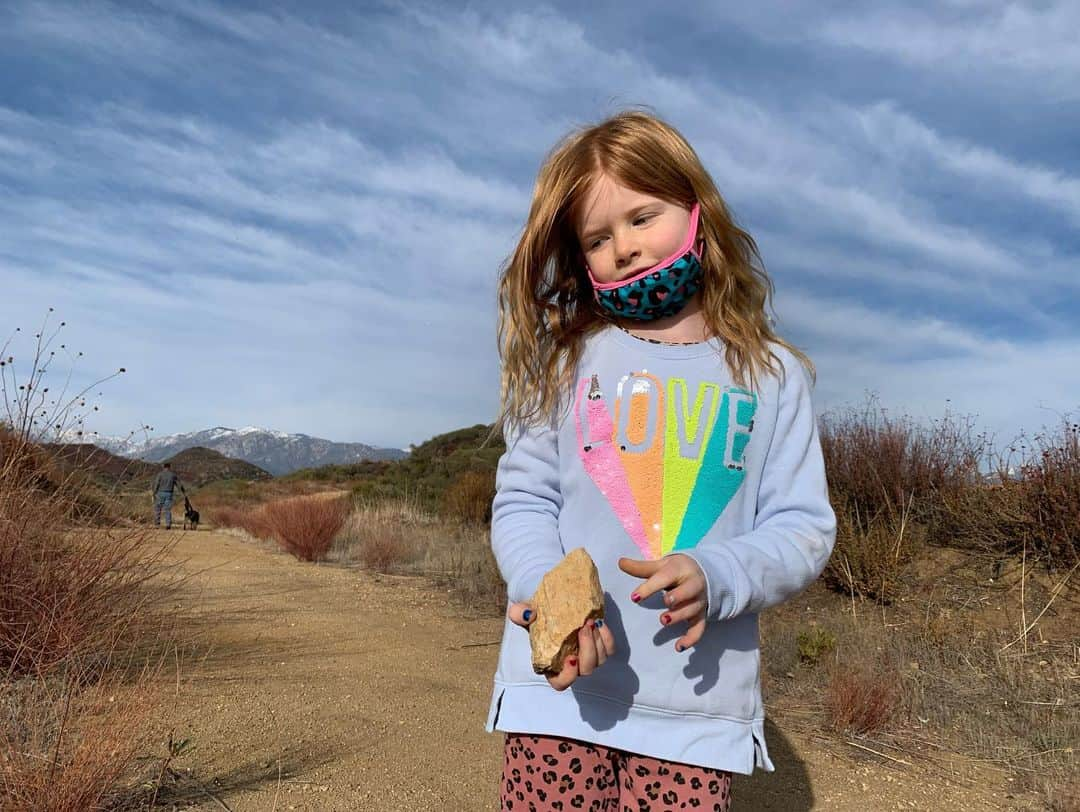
[523,609,532,622]
[594,619,604,628]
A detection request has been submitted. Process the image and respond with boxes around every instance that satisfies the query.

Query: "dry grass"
[329,495,506,613]
[333,494,435,572]
[1,666,162,811]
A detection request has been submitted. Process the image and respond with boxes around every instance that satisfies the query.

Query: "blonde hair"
[492,110,813,437]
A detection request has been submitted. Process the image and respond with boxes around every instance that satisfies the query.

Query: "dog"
[183,496,200,531]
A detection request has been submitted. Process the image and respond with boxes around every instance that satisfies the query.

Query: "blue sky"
[1,1,1077,454]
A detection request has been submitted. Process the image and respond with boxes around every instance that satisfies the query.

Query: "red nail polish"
[567,657,578,667]
[661,613,671,625]
[631,593,641,603]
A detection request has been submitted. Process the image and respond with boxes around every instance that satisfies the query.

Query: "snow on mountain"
[93,426,407,476]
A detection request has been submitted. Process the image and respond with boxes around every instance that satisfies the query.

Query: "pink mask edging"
[586,203,701,290]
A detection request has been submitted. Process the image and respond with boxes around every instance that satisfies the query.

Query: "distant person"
[151,462,185,530]
[486,111,836,810]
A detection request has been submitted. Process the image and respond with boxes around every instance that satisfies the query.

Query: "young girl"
[486,110,836,811]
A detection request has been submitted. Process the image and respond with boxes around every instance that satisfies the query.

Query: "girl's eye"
[634,214,654,226]
[587,237,605,250]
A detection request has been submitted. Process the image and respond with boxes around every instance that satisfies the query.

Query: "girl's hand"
[507,602,616,692]
[618,555,708,652]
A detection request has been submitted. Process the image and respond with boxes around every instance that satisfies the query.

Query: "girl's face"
[575,172,694,285]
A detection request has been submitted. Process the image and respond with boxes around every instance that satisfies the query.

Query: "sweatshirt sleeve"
[678,354,836,621]
[490,419,566,606]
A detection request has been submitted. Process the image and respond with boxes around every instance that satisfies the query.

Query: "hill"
[165,446,273,488]
[42,443,272,491]
[42,442,160,487]
[283,423,503,511]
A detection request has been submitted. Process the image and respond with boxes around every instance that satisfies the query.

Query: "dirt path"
[151,528,1039,811]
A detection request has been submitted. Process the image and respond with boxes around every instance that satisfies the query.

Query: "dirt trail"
[152,528,1038,810]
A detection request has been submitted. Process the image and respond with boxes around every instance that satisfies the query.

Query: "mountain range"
[92,426,408,476]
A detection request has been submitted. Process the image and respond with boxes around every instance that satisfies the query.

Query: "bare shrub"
[211,504,276,542]
[360,533,415,572]
[0,430,177,679]
[1018,420,1080,569]
[825,660,900,735]
[441,469,495,525]
[1,667,160,810]
[935,418,1080,569]
[263,494,350,562]
[0,315,188,808]
[820,396,988,600]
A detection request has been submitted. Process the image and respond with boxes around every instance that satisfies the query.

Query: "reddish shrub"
[263,494,350,562]
[825,663,900,735]
[0,432,176,678]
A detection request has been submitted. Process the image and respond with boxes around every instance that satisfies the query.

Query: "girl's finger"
[617,557,662,579]
[507,601,535,628]
[591,623,607,666]
[661,577,706,609]
[547,655,579,692]
[675,613,707,652]
[596,620,616,657]
[628,565,679,604]
[660,599,706,627]
[577,621,598,676]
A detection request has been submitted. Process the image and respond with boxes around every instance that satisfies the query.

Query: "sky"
[1,0,1077,455]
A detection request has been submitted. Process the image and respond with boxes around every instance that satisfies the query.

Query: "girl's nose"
[613,231,640,268]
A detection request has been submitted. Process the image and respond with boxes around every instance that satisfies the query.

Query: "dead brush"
[825,661,901,735]
[440,469,495,525]
[335,494,434,572]
[262,494,351,562]
[211,503,276,543]
[820,396,986,602]
[0,431,180,680]
[1,664,162,811]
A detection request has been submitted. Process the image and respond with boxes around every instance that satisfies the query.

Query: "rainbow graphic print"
[574,371,757,560]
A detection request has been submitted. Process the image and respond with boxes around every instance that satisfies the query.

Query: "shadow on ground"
[730,719,813,810]
[128,745,340,810]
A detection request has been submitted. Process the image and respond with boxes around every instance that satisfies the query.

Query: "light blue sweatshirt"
[485,325,836,774]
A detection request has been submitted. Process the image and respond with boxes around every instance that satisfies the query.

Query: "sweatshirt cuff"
[507,563,555,606]
[673,547,741,622]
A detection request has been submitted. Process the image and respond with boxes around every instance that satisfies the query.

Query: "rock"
[529,548,605,676]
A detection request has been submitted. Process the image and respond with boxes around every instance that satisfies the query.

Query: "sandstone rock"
[529,548,605,676]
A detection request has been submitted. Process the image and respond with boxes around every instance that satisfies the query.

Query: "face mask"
[586,203,704,321]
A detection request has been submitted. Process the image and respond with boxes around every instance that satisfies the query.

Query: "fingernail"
[631,593,641,603]
[661,613,671,625]
[675,644,684,652]
[523,609,532,622]
[594,619,604,628]
[586,619,595,628]
[567,657,578,667]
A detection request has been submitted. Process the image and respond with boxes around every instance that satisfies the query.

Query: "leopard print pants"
[501,733,733,811]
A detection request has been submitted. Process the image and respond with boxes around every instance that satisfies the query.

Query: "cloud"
[0,1,1075,449]
[815,2,1080,99]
